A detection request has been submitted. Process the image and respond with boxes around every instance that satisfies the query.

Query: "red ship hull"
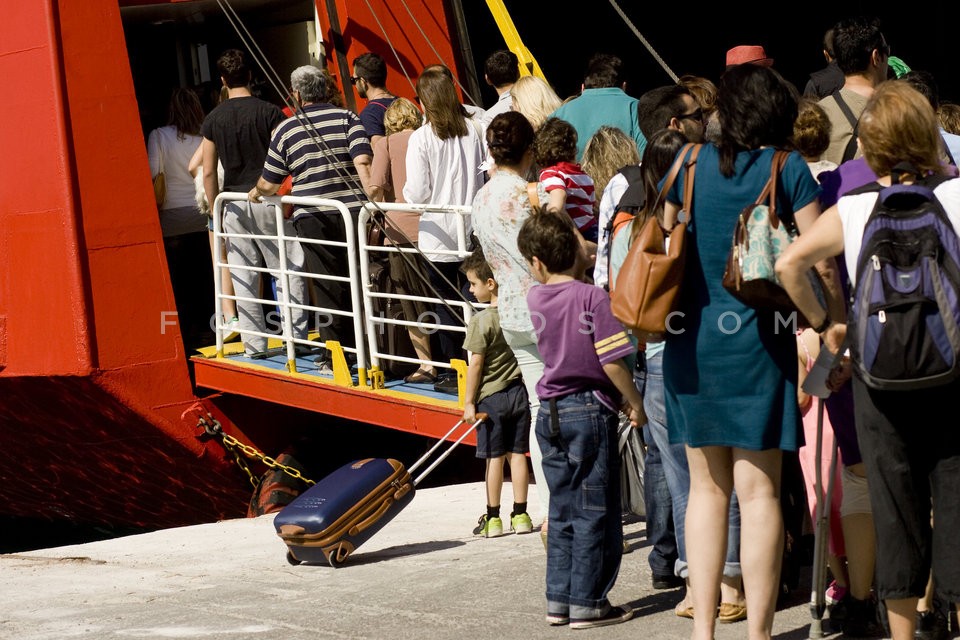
[0,0,470,532]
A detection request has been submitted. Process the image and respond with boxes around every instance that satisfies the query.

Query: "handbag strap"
[681,143,701,221]
[526,182,541,210]
[756,149,790,228]
[654,142,701,230]
[832,91,860,163]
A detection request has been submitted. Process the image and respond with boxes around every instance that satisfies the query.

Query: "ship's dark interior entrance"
[120,0,316,137]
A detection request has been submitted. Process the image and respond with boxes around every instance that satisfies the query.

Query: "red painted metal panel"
[57,0,189,372]
[0,1,92,375]
[0,0,476,532]
[0,0,240,528]
[319,0,464,105]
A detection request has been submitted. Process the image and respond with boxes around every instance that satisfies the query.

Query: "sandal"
[403,369,437,384]
[717,602,747,623]
[675,605,694,619]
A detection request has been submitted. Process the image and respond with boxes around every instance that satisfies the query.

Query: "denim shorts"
[475,381,530,458]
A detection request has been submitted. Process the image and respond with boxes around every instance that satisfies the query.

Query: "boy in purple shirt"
[517,213,645,629]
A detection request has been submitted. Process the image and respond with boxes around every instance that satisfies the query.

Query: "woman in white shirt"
[146,87,214,347]
[403,68,485,381]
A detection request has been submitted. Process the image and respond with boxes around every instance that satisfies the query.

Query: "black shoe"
[433,372,459,394]
[652,573,684,590]
[569,605,634,629]
[841,595,884,638]
[828,596,848,633]
[916,608,949,640]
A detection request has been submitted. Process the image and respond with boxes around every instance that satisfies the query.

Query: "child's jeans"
[536,391,622,620]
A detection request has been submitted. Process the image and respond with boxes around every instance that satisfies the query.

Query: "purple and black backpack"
[848,166,960,390]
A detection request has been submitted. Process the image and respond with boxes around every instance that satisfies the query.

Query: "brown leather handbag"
[610,143,700,334]
[152,143,166,208]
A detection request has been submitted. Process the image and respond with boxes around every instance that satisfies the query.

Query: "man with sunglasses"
[350,52,396,148]
[637,84,705,146]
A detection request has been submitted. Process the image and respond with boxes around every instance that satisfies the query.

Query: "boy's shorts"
[475,381,530,459]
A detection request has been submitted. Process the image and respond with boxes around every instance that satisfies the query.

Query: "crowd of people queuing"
[144,14,960,638]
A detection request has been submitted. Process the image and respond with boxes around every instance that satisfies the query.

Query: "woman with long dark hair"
[610,128,745,622]
[403,67,485,386]
[147,87,214,347]
[659,64,840,640]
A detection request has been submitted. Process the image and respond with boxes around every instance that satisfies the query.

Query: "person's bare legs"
[842,464,876,601]
[485,456,505,510]
[507,452,529,505]
[887,597,920,639]
[209,230,237,322]
[685,445,732,640]
[406,325,437,377]
[827,555,848,591]
[720,575,745,607]
[733,447,784,640]
[677,578,693,615]
[917,570,936,613]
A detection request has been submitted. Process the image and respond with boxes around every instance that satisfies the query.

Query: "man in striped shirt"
[250,65,373,354]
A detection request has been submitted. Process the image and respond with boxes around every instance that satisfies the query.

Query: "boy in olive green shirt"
[462,248,532,538]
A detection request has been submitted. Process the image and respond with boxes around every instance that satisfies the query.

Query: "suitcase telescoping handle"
[408,414,488,487]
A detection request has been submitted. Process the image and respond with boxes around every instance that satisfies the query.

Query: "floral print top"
[470,171,547,333]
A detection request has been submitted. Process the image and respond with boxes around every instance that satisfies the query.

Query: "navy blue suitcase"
[274,414,485,566]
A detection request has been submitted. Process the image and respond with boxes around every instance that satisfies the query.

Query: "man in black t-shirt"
[201,48,308,356]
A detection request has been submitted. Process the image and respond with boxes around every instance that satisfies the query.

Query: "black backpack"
[848,166,960,389]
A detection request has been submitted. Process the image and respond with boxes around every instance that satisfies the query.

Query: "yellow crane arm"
[484,0,546,82]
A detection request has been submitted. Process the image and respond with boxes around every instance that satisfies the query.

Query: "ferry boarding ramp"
[191,194,485,443]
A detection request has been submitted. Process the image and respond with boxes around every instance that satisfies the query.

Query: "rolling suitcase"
[274,413,486,566]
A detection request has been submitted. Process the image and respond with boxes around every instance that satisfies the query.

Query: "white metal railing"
[358,202,478,383]
[211,193,367,385]
[209,195,480,393]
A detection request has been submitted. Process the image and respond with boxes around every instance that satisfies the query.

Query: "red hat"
[725,45,773,67]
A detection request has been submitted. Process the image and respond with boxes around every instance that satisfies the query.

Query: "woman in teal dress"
[660,64,837,640]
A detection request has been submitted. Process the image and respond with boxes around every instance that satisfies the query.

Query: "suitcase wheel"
[285,550,302,566]
[325,541,354,567]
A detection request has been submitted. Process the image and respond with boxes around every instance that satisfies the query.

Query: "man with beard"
[351,52,396,148]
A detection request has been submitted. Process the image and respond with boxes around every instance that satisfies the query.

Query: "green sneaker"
[511,512,533,534]
[472,514,504,538]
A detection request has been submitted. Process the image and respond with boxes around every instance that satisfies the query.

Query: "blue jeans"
[634,364,678,577]
[536,391,622,619]
[644,348,741,578]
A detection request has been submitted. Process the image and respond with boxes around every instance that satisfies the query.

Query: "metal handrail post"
[265,196,297,373]
[358,207,380,374]
[279,196,367,386]
[212,194,226,358]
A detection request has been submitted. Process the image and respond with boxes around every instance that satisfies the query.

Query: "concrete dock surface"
[1,482,842,640]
